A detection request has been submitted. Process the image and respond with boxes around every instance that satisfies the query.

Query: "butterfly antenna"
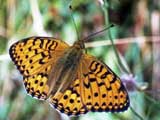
[69,6,80,41]
[81,24,114,42]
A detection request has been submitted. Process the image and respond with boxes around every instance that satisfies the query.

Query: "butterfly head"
[73,40,85,50]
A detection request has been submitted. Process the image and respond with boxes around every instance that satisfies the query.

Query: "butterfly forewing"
[9,37,69,76]
[9,37,69,100]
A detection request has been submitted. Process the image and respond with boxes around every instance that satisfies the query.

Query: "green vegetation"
[0,0,160,120]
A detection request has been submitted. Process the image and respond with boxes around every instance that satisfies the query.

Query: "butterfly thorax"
[47,42,84,96]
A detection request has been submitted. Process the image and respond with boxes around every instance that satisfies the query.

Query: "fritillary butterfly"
[9,37,129,115]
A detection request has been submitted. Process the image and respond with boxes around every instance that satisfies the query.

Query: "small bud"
[121,74,136,92]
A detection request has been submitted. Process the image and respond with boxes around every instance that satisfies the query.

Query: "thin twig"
[101,1,145,120]
[1,36,160,61]
[85,36,160,48]
[102,2,130,74]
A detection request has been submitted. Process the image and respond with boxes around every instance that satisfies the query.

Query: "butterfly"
[9,36,129,116]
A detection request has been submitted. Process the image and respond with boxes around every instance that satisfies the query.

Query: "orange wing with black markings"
[48,54,129,115]
[9,37,69,100]
[80,54,129,112]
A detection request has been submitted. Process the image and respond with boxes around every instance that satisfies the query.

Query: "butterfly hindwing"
[9,37,69,100]
[23,73,50,100]
[48,79,87,115]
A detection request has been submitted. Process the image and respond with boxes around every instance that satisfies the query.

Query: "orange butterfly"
[9,37,129,115]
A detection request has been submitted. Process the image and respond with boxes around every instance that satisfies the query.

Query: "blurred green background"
[0,0,160,120]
